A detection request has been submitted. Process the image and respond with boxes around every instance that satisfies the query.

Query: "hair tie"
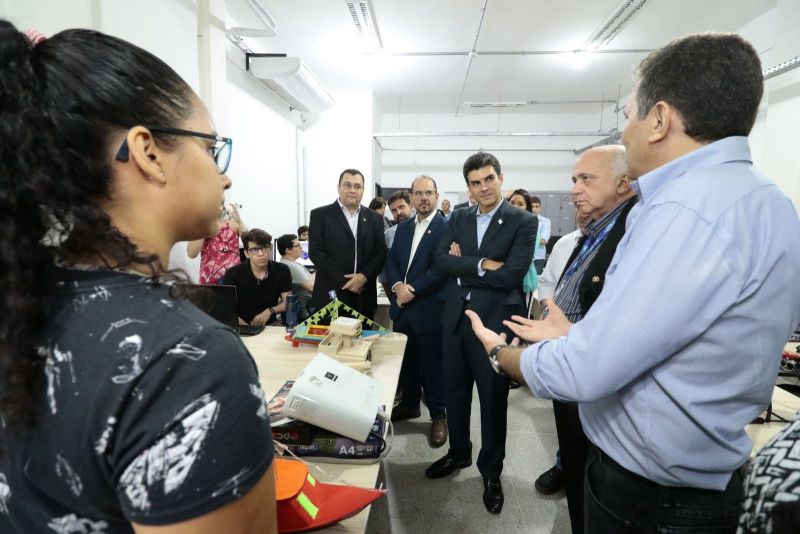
[24,28,47,46]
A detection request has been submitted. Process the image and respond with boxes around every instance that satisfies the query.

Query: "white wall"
[300,89,374,218]
[377,109,604,195]
[222,56,299,239]
[754,0,800,210]
[0,0,94,32]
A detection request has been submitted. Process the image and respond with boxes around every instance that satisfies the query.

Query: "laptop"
[180,284,264,337]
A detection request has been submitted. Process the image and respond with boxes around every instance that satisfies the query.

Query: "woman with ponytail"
[0,21,276,533]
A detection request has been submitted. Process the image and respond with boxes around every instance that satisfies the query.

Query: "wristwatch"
[488,344,508,375]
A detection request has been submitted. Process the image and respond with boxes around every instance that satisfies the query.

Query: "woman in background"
[506,188,539,389]
[507,188,540,296]
[369,196,391,230]
[0,21,276,533]
[187,202,248,284]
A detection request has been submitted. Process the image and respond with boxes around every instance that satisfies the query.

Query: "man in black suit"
[452,192,476,211]
[308,169,386,320]
[425,152,537,514]
[385,175,449,447]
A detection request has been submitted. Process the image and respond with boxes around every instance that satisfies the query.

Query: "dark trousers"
[442,313,510,479]
[534,259,545,275]
[584,444,744,533]
[394,315,446,418]
[553,400,588,534]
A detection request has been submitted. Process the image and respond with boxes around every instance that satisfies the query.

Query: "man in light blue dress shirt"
[466,34,800,533]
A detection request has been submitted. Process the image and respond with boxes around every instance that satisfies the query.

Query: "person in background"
[537,212,590,302]
[380,190,412,296]
[277,233,313,320]
[506,188,538,391]
[308,169,387,320]
[296,225,310,262]
[530,195,551,274]
[383,190,413,249]
[452,192,476,211]
[532,211,590,497]
[186,202,247,284]
[369,196,391,230]
[440,198,452,219]
[506,188,538,297]
[0,22,276,532]
[222,229,292,326]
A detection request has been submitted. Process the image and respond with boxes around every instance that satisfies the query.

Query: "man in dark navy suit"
[425,152,537,515]
[385,175,449,447]
[308,169,386,320]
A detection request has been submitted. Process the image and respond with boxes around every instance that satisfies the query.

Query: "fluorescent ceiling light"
[344,0,383,49]
[463,101,529,108]
[582,0,648,51]
[763,55,800,80]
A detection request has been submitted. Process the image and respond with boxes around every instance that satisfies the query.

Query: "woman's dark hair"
[368,197,386,210]
[508,189,533,212]
[276,234,297,256]
[0,21,195,426]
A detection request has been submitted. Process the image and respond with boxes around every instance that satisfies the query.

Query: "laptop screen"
[180,284,239,330]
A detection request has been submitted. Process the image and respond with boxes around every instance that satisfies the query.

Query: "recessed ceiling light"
[344,0,383,50]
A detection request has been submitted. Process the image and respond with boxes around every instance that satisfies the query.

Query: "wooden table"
[747,386,800,453]
[242,326,407,533]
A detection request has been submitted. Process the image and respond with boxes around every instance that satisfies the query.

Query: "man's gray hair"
[606,145,628,178]
[586,145,628,178]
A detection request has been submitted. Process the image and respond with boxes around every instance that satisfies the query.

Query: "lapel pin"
[427,230,431,234]
[498,219,503,224]
[592,276,600,283]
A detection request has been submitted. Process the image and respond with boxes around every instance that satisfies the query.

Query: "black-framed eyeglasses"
[247,246,269,255]
[114,126,233,174]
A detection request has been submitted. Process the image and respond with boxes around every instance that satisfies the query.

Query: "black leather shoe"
[425,452,471,479]
[534,465,564,495]
[482,477,504,514]
[391,404,421,422]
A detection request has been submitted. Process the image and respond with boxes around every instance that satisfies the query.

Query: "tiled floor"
[366,386,572,533]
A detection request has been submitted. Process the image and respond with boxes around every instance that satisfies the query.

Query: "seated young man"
[221,229,292,326]
[276,233,314,320]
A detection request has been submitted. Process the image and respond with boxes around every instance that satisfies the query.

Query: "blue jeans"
[584,445,743,533]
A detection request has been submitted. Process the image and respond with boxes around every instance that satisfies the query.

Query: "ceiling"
[235,0,777,117]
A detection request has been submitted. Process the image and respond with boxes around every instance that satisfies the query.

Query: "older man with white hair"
[534,145,637,534]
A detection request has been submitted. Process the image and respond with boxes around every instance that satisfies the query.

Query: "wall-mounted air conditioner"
[246,54,335,113]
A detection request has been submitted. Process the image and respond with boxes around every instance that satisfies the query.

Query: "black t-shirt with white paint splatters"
[0,267,274,533]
